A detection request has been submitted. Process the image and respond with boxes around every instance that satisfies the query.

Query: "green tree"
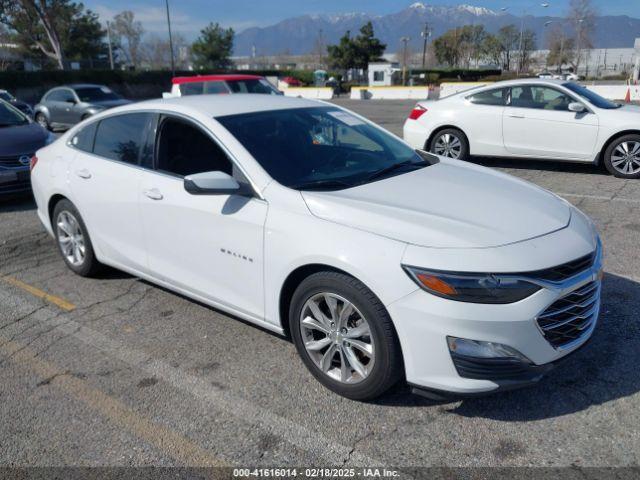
[191,22,234,70]
[517,29,537,72]
[327,22,385,70]
[64,6,106,63]
[0,0,104,69]
[433,25,487,68]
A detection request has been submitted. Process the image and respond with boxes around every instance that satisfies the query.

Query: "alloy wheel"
[299,292,375,384]
[610,141,640,175]
[433,133,462,159]
[56,211,86,266]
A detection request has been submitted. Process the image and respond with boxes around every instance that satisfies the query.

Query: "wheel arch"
[598,129,640,165]
[278,263,352,338]
[48,194,69,224]
[425,125,470,152]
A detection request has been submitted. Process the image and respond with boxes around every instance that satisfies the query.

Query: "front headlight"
[402,266,541,304]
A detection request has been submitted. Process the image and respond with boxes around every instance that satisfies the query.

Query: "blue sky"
[85,0,640,37]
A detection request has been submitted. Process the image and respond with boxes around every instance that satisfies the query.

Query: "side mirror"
[568,102,586,113]
[184,171,243,195]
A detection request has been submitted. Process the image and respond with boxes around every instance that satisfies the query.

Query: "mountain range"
[234,3,640,56]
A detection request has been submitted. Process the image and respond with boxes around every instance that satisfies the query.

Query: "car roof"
[134,93,324,117]
[171,74,263,85]
[478,78,568,89]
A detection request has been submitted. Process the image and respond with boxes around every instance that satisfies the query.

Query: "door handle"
[75,169,91,179]
[508,113,525,119]
[143,188,163,200]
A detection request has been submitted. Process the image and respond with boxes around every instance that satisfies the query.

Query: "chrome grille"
[0,155,32,169]
[531,252,596,283]
[537,280,601,349]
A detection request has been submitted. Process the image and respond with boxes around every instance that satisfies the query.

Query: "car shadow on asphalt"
[376,273,640,419]
[468,156,609,176]
[0,195,36,213]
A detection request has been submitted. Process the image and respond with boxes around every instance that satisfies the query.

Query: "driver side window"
[511,86,573,111]
[155,116,233,177]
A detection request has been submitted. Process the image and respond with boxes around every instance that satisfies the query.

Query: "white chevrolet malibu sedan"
[31,94,602,400]
[404,78,640,179]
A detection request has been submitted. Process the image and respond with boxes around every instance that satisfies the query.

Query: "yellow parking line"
[0,335,227,467]
[1,276,76,311]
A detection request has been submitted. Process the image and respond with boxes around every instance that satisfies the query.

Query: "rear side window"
[46,89,73,102]
[70,122,98,152]
[179,82,204,96]
[468,88,508,106]
[204,81,229,94]
[93,113,152,165]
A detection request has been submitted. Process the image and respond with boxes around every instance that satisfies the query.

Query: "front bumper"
[388,241,602,396]
[0,168,31,197]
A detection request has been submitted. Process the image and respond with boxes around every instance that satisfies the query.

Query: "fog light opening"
[447,336,530,362]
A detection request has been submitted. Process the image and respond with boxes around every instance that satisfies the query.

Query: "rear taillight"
[30,155,38,171]
[408,105,427,120]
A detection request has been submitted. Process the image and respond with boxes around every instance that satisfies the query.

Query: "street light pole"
[421,22,431,69]
[401,36,410,85]
[165,0,176,75]
[106,20,114,70]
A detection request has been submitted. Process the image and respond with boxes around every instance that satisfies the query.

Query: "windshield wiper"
[364,160,425,183]
[290,179,356,191]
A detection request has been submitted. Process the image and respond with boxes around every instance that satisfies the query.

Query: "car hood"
[0,123,48,156]
[301,159,571,249]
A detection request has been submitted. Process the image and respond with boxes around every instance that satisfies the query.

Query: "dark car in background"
[0,100,54,198]
[34,84,131,130]
[0,89,33,118]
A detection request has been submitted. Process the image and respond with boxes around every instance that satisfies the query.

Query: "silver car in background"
[34,84,131,130]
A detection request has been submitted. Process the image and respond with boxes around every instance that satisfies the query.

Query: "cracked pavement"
[0,99,638,469]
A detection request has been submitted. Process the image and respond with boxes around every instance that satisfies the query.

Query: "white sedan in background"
[404,79,640,178]
[31,94,601,400]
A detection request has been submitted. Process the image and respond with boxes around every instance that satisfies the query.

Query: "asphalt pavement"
[0,99,639,473]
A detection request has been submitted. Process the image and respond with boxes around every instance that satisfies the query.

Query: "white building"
[367,62,400,86]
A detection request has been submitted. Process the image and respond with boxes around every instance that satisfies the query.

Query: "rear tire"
[290,271,403,401]
[603,134,640,179]
[52,199,103,277]
[429,128,469,161]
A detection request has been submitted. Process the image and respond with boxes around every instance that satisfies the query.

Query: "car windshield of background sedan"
[217,106,429,190]
[0,100,28,127]
[75,86,121,102]
[563,82,621,109]
[227,79,280,95]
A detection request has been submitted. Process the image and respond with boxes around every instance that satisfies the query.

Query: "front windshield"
[563,82,621,109]
[75,86,121,102]
[0,100,28,127]
[0,92,13,102]
[217,106,428,190]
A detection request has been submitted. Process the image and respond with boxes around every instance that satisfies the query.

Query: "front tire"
[430,128,469,161]
[35,113,50,131]
[603,134,640,178]
[290,271,403,400]
[52,199,102,277]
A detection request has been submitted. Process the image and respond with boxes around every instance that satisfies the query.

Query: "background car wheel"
[52,199,102,277]
[430,128,469,161]
[35,113,50,130]
[290,271,403,401]
[603,134,640,179]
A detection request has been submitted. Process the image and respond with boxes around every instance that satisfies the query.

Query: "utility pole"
[165,0,176,75]
[401,36,410,85]
[106,20,114,70]
[420,23,431,69]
